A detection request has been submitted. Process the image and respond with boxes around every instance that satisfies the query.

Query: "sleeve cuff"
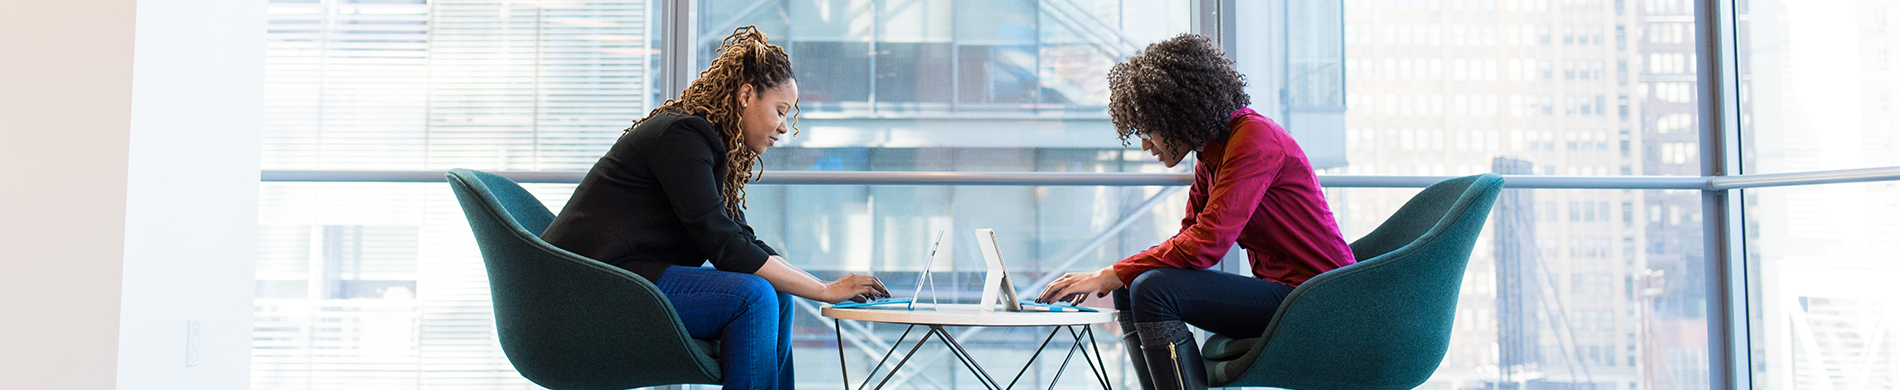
[754,239,780,256]
[713,240,771,275]
[1111,258,1147,287]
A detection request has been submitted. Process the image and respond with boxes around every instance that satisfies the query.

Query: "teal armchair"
[1200,174,1505,389]
[447,168,722,389]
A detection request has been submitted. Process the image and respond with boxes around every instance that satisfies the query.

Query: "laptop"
[973,228,1096,313]
[829,230,945,310]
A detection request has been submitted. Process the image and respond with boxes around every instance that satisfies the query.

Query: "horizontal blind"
[258,0,650,388]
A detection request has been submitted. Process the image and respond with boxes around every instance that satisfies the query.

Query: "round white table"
[822,303,1118,390]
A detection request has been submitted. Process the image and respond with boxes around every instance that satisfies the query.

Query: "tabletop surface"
[822,303,1117,326]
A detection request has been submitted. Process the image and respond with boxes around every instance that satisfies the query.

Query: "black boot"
[1119,313,1158,390]
[1136,321,1207,390]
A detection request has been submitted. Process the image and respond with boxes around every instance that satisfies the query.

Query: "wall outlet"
[185,319,201,367]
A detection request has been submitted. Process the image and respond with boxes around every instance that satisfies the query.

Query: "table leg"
[930,325,1002,390]
[857,324,919,390]
[837,323,1115,390]
[836,319,848,390]
[1044,330,1088,390]
[1010,325,1116,390]
[1071,325,1114,390]
[872,328,938,390]
[1005,326,1068,390]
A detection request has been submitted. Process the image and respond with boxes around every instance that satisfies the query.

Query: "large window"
[1337,1,1711,388]
[253,0,1898,389]
[255,0,655,387]
[1737,1,1900,388]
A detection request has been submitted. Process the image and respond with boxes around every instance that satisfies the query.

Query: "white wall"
[0,0,261,388]
[0,1,139,388]
[117,0,263,388]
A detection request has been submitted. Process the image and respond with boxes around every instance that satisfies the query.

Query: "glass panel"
[1745,183,1900,389]
[1340,0,1698,176]
[252,182,578,388]
[693,0,1190,153]
[1267,0,1352,168]
[256,0,656,387]
[1737,0,1900,174]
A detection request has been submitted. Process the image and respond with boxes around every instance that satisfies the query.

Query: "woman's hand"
[755,256,890,303]
[820,273,891,304]
[1035,267,1123,305]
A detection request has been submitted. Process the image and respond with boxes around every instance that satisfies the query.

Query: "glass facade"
[250,0,1896,389]
[1736,1,1900,388]
[1339,0,1711,388]
[1744,182,1900,389]
[1737,0,1900,175]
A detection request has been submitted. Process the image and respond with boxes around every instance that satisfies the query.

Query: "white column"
[0,0,261,388]
[116,0,263,388]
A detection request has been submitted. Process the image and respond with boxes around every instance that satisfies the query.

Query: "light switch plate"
[186,319,201,367]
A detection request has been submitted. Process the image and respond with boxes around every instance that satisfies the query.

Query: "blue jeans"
[1113,268,1296,339]
[655,266,794,390]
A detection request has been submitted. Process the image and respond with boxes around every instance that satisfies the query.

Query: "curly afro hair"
[1107,34,1250,153]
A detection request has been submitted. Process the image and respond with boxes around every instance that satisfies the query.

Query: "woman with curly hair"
[1034,34,1355,390]
[541,26,888,390]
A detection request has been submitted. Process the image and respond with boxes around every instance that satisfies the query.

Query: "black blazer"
[542,112,779,282]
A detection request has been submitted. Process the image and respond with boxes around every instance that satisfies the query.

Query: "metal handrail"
[260,167,1900,189]
[1708,166,1900,190]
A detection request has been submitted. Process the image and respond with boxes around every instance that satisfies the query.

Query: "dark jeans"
[1113,268,1297,339]
[656,266,795,390]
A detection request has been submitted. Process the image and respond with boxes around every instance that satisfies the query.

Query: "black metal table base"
[834,319,1114,390]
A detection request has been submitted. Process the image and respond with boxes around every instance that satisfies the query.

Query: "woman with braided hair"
[543,26,888,390]
[1033,34,1356,390]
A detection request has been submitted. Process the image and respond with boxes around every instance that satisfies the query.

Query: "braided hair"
[630,26,798,217]
[1106,34,1250,154]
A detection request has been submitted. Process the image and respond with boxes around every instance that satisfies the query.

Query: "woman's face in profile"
[1141,133,1192,168]
[740,80,799,155]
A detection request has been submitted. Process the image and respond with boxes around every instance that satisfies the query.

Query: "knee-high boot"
[1118,312,1157,390]
[1135,321,1207,390]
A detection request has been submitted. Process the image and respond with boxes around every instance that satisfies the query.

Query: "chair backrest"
[447,168,721,389]
[1211,174,1504,389]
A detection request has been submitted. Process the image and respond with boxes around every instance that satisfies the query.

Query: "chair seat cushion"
[1203,335,1269,386]
[1201,335,1259,361]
